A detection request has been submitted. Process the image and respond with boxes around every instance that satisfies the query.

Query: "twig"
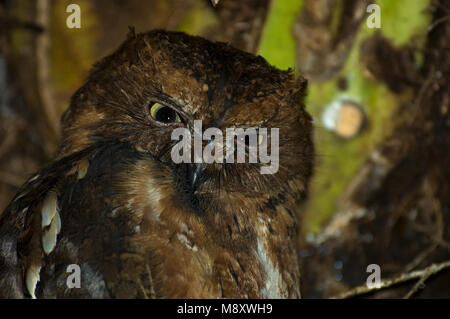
[332,260,450,299]
[210,0,220,7]
[36,0,60,139]
[404,243,438,273]
[427,15,450,32]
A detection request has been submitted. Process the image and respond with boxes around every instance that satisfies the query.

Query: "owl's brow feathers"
[82,29,304,115]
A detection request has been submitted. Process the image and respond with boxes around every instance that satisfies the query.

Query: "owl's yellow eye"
[149,103,182,124]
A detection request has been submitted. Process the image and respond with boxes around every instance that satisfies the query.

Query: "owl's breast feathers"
[0,141,302,298]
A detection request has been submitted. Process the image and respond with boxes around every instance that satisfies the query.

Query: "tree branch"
[332,260,450,299]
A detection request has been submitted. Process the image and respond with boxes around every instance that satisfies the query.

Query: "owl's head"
[59,30,314,212]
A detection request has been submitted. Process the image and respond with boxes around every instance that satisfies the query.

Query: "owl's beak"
[188,163,207,191]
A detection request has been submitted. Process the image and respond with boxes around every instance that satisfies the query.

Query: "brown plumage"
[0,30,314,298]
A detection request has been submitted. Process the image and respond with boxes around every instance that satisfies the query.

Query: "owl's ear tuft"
[288,75,308,106]
[127,26,137,40]
[125,26,146,68]
[296,75,308,95]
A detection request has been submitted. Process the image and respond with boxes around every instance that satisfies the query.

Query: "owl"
[0,29,314,298]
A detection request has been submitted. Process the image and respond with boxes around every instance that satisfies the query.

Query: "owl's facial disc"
[61,30,313,205]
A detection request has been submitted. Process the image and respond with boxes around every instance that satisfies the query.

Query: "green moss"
[376,0,430,46]
[303,18,421,233]
[258,0,430,234]
[177,1,217,35]
[258,0,304,70]
[330,0,345,38]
